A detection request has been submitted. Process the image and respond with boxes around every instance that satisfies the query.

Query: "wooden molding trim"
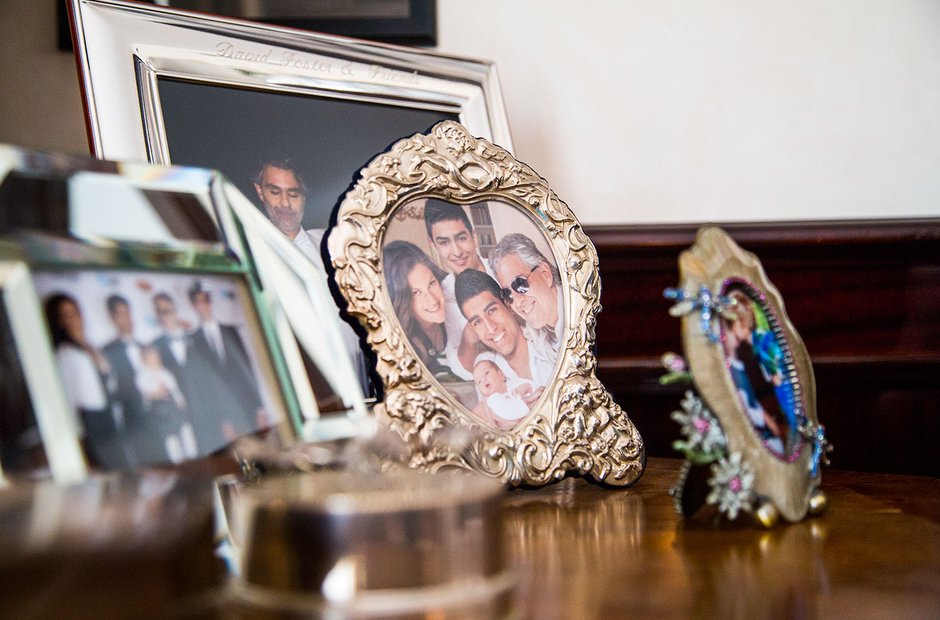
[585,219,940,476]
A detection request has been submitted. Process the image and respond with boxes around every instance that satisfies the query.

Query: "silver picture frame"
[70,0,511,169]
[69,0,514,402]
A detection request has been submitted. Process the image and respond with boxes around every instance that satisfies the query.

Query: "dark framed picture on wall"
[60,1,437,51]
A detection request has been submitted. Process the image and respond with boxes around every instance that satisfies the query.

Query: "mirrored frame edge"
[0,259,89,485]
[68,0,515,164]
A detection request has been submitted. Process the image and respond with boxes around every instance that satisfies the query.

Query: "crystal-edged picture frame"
[0,144,363,481]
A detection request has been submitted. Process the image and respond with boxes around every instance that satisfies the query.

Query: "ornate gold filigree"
[328,121,645,487]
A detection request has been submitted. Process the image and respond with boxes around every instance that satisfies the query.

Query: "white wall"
[437,0,940,224]
[1,1,938,225]
[0,1,88,156]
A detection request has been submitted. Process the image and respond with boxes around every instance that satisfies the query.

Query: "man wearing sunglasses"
[454,268,554,396]
[424,199,495,380]
[489,233,563,374]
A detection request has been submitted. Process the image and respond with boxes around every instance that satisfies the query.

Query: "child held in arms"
[472,354,538,430]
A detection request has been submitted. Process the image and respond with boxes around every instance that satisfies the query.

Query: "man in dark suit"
[186,282,263,451]
[151,292,199,456]
[152,293,190,377]
[101,294,147,465]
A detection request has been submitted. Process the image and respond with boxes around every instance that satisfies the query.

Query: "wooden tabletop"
[502,457,940,619]
[1,458,936,619]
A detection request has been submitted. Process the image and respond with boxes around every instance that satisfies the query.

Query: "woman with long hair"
[45,292,128,468]
[383,240,456,379]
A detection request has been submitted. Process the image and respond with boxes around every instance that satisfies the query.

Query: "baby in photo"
[136,346,197,463]
[472,354,537,429]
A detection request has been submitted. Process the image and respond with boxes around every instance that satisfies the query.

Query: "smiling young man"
[488,233,563,373]
[423,199,494,379]
[454,268,554,394]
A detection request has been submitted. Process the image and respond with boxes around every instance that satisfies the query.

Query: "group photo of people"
[382,198,565,430]
[720,284,800,457]
[35,270,281,470]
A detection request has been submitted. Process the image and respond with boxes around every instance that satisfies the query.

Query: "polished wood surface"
[1,459,937,619]
[585,220,940,476]
[0,472,222,619]
[504,458,940,619]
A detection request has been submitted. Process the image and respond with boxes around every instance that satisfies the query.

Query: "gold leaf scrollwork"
[327,121,645,487]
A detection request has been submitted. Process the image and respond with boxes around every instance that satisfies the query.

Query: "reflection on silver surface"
[229,467,514,618]
[0,471,222,618]
[502,480,644,617]
[70,0,512,166]
[674,518,831,619]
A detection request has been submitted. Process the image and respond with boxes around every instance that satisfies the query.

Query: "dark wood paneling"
[586,220,940,476]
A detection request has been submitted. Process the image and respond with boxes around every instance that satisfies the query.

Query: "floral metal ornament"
[799,420,833,478]
[670,390,726,463]
[706,453,755,520]
[664,285,735,343]
[666,388,758,522]
[327,121,645,487]
[664,227,831,525]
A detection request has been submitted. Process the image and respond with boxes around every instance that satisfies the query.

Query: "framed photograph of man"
[329,121,646,488]
[69,0,514,397]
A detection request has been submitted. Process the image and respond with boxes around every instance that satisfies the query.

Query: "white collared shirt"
[292,228,370,394]
[524,288,564,380]
[202,321,225,360]
[165,329,187,365]
[56,344,108,410]
[123,336,143,370]
[525,330,556,387]
[292,228,325,270]
[441,257,494,380]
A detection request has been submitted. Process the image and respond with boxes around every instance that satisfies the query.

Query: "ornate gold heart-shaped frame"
[328,121,645,487]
